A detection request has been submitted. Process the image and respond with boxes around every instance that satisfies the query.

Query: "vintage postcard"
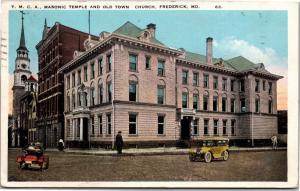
[0,0,298,188]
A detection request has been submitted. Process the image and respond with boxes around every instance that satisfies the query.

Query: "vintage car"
[16,147,49,170]
[189,137,229,163]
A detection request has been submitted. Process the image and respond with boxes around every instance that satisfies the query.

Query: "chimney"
[206,37,213,64]
[146,23,156,37]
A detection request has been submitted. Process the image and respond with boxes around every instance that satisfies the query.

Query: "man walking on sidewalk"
[116,131,123,154]
[271,135,278,149]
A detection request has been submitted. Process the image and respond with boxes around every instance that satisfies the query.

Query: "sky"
[8,10,288,113]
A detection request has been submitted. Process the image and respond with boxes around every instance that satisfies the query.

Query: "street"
[8,149,287,181]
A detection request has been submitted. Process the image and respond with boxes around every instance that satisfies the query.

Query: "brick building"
[36,20,96,147]
[59,21,283,148]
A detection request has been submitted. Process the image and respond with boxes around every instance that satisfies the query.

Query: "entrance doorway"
[83,118,89,141]
[181,117,191,140]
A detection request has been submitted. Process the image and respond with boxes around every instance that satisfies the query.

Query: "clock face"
[21,64,26,69]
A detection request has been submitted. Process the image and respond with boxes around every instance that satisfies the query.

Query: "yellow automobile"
[189,137,229,163]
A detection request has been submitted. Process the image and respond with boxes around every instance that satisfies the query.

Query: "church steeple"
[17,11,27,51]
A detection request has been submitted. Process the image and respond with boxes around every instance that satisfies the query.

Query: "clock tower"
[12,11,32,146]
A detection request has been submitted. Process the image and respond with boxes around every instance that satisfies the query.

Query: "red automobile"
[16,147,49,170]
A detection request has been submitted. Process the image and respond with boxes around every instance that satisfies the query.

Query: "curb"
[8,147,287,156]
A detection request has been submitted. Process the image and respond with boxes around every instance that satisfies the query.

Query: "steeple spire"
[17,11,27,51]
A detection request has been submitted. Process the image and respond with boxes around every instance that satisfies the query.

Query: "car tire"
[222,150,229,161]
[189,155,195,162]
[204,152,212,163]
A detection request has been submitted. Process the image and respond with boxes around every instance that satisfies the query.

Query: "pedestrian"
[271,135,278,149]
[58,138,64,151]
[116,131,123,155]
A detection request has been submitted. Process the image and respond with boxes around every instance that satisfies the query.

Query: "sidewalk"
[41,146,287,156]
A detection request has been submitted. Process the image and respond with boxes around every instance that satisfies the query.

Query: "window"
[203,74,209,88]
[240,98,246,112]
[230,79,235,91]
[213,96,218,111]
[240,79,245,92]
[66,94,70,111]
[99,84,103,104]
[77,92,81,106]
[98,115,102,135]
[182,70,188,85]
[77,70,81,85]
[213,76,218,89]
[268,99,273,114]
[72,73,75,87]
[129,113,137,135]
[222,78,227,91]
[107,82,112,103]
[263,80,266,91]
[157,85,165,104]
[84,66,88,81]
[182,93,188,108]
[158,115,165,134]
[145,56,151,69]
[213,120,218,135]
[204,119,209,135]
[106,113,111,135]
[158,60,165,76]
[255,96,260,113]
[98,58,103,75]
[72,91,75,108]
[222,97,227,112]
[230,98,235,112]
[67,76,70,89]
[203,94,209,111]
[83,92,88,107]
[77,118,80,137]
[193,94,198,109]
[129,82,137,102]
[90,87,95,106]
[193,119,198,135]
[107,54,112,72]
[129,54,137,71]
[268,82,273,95]
[91,116,95,135]
[231,120,236,136]
[90,62,95,79]
[255,79,260,92]
[223,120,227,135]
[193,72,199,86]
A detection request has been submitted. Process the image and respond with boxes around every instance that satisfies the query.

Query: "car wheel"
[222,150,229,161]
[204,152,212,163]
[189,155,195,162]
[18,162,23,169]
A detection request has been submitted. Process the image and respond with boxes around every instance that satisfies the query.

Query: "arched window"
[213,92,219,112]
[90,82,95,106]
[193,89,199,110]
[129,75,138,102]
[268,97,273,114]
[72,90,76,109]
[203,91,209,111]
[106,75,112,103]
[255,95,260,113]
[66,92,70,111]
[77,88,81,107]
[182,88,189,109]
[83,92,88,107]
[21,75,27,85]
[98,79,103,104]
[230,94,236,113]
[222,93,227,112]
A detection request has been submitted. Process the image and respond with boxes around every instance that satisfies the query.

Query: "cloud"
[215,37,288,110]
